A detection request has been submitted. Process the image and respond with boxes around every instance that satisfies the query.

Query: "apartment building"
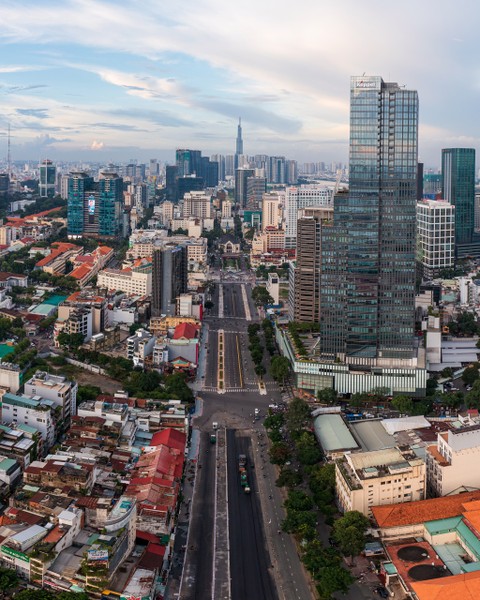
[416,199,455,278]
[97,268,152,296]
[336,447,426,516]
[24,371,77,430]
[1,393,56,451]
[426,424,480,497]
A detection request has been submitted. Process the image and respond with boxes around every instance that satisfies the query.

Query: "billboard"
[87,194,96,215]
[87,549,109,563]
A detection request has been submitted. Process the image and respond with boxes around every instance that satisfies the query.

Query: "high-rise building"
[261,192,282,231]
[268,156,286,184]
[320,75,419,362]
[289,207,333,323]
[441,148,475,247]
[39,159,56,198]
[246,176,267,210]
[67,172,95,238]
[176,149,201,177]
[234,168,255,208]
[67,171,123,238]
[284,185,333,248]
[152,245,188,317]
[165,165,178,202]
[98,172,124,237]
[177,176,204,201]
[0,174,9,196]
[235,118,243,170]
[416,199,455,279]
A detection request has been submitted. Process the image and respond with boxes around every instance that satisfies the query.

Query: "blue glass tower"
[320,76,419,361]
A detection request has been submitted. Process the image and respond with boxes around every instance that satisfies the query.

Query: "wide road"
[227,429,277,600]
[179,432,216,600]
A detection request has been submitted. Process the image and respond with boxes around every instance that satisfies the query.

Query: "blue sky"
[0,0,479,167]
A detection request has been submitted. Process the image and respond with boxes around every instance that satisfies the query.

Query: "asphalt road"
[179,432,216,600]
[227,429,277,600]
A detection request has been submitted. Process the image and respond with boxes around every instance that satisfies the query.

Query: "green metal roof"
[425,516,463,535]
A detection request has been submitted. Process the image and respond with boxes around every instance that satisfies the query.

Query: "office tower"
[234,118,243,170]
[284,185,333,248]
[207,160,219,187]
[423,173,442,197]
[289,208,333,323]
[211,154,225,181]
[165,165,178,202]
[67,172,95,238]
[125,163,136,178]
[416,199,455,279]
[441,148,475,247]
[262,193,281,231]
[320,76,419,361]
[246,176,267,209]
[285,160,298,185]
[152,245,187,317]
[98,172,124,237]
[177,176,204,201]
[176,149,202,177]
[149,159,159,177]
[417,163,424,201]
[39,159,56,198]
[225,155,235,178]
[0,174,9,195]
[234,168,255,208]
[268,156,286,184]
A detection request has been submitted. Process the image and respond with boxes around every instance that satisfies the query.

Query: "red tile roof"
[150,428,186,452]
[173,322,198,340]
[372,490,480,528]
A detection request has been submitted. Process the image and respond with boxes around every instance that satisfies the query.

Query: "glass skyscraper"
[441,148,475,246]
[320,76,418,361]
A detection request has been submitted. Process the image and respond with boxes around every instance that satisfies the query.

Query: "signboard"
[87,549,109,563]
[355,79,377,89]
[1,545,29,562]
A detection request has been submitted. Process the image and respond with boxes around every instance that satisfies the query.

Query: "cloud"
[16,108,49,119]
[90,140,104,150]
[0,65,43,73]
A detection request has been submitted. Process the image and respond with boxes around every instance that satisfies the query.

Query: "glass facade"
[441,148,475,246]
[320,76,418,360]
[98,173,123,237]
[67,173,94,237]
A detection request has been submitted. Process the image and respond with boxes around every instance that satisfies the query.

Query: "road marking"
[235,334,243,389]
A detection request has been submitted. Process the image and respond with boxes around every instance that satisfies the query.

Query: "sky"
[0,0,479,168]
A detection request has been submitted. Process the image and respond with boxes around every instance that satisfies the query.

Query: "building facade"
[416,199,455,278]
[152,245,188,317]
[442,148,475,248]
[284,185,333,248]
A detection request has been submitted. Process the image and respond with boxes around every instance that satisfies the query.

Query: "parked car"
[375,587,389,598]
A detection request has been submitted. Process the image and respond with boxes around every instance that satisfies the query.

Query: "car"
[375,587,389,598]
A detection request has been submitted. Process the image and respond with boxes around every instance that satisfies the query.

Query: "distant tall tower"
[441,148,475,249]
[235,118,243,170]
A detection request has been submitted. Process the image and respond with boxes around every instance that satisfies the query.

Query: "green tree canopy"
[332,511,370,565]
[270,355,291,384]
[296,431,323,465]
[285,397,311,435]
[391,394,414,415]
[317,387,338,405]
[463,365,480,386]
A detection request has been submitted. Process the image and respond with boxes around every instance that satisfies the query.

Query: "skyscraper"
[320,76,419,361]
[441,148,475,248]
[152,245,187,317]
[234,168,255,208]
[39,159,56,198]
[235,117,243,163]
[67,172,95,238]
[98,172,124,237]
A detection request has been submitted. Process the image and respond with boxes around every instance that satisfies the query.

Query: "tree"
[317,387,338,405]
[285,397,310,435]
[269,441,291,465]
[77,385,102,404]
[0,566,18,591]
[296,431,323,465]
[466,379,480,408]
[332,511,370,565]
[251,285,274,306]
[276,467,302,488]
[391,394,414,415]
[463,365,480,386]
[254,364,266,377]
[316,565,353,599]
[270,356,290,384]
[285,489,314,512]
[56,332,84,350]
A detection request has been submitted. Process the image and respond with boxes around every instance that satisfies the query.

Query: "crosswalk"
[201,386,260,393]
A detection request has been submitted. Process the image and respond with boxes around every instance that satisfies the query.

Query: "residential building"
[266,272,280,305]
[426,425,480,497]
[289,207,333,323]
[0,363,21,393]
[336,447,426,516]
[284,185,333,248]
[182,191,212,219]
[1,393,55,451]
[67,172,95,238]
[24,372,77,431]
[416,199,455,278]
[246,176,267,210]
[442,148,475,250]
[262,192,282,231]
[127,329,155,366]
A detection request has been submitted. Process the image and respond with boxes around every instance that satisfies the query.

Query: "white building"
[126,328,155,366]
[1,393,55,450]
[262,192,282,231]
[336,447,426,516]
[284,184,333,248]
[266,272,280,305]
[183,191,212,219]
[24,372,77,428]
[97,268,152,296]
[426,426,480,497]
[416,199,455,278]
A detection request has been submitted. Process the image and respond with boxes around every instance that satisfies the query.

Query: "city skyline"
[0,1,479,166]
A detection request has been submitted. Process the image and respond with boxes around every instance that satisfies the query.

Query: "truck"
[210,432,217,444]
[238,454,247,471]
[238,454,250,493]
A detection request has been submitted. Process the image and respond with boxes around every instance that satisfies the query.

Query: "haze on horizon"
[0,0,478,169]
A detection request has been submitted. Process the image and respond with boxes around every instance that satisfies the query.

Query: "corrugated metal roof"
[313,414,358,452]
